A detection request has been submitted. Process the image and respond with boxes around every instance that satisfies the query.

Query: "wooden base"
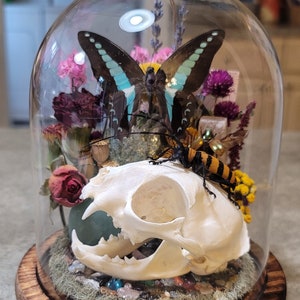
[15,245,286,300]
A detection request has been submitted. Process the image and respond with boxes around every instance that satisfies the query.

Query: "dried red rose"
[48,165,87,207]
[42,123,66,143]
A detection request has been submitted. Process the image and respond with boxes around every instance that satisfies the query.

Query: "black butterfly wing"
[78,31,145,132]
[160,29,225,94]
[160,29,225,132]
[78,31,144,90]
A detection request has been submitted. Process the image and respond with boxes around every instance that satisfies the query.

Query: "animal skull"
[72,160,249,280]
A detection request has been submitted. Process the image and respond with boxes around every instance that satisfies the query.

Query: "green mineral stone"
[68,198,120,246]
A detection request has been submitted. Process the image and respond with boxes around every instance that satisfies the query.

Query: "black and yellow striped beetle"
[146,130,236,198]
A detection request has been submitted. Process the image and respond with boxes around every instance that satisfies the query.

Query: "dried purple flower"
[202,70,234,98]
[90,130,103,141]
[214,101,240,126]
[238,101,256,130]
[228,101,256,170]
[53,88,102,128]
[228,144,242,170]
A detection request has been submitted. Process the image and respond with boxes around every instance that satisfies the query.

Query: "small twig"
[59,205,67,228]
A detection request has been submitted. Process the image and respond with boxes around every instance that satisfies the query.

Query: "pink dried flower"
[152,47,173,64]
[131,46,173,64]
[58,52,87,88]
[130,46,150,64]
[202,70,234,98]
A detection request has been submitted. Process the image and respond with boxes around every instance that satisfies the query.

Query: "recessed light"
[130,15,143,26]
[119,9,155,33]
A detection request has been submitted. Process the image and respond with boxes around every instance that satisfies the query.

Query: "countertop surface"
[0,127,299,299]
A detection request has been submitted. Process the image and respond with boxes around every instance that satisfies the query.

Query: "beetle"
[145,130,236,198]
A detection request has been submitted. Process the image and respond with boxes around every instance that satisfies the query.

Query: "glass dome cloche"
[29,0,283,299]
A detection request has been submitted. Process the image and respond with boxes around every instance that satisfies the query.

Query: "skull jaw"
[72,231,193,280]
[72,226,250,280]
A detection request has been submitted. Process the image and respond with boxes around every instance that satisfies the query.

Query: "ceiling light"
[119,9,155,33]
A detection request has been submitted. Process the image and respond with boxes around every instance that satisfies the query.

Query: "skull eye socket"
[131,177,186,223]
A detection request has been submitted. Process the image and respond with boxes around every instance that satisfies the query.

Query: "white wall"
[0,1,9,127]
[2,0,73,124]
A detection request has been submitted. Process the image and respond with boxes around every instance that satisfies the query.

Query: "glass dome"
[30,0,283,299]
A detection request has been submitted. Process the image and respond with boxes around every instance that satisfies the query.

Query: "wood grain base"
[15,245,286,300]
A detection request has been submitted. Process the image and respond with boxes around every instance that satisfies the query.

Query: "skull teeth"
[111,255,124,264]
[107,233,120,242]
[98,233,126,245]
[102,254,138,265]
[124,256,138,264]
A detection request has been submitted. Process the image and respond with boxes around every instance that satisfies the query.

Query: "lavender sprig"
[151,24,162,52]
[174,1,188,49]
[153,0,163,20]
[151,0,163,53]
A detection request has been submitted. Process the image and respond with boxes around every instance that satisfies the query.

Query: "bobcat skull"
[72,160,249,280]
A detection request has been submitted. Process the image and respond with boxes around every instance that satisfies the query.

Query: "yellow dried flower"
[234,170,243,178]
[233,169,256,223]
[250,185,257,194]
[241,175,254,186]
[240,205,246,214]
[240,184,249,196]
[246,193,255,203]
[244,214,252,223]
[235,176,241,185]
[234,185,241,193]
[245,206,251,214]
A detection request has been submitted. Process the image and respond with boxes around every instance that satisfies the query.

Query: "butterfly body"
[78,29,225,134]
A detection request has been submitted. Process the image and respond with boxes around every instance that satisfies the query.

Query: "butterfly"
[77,29,225,135]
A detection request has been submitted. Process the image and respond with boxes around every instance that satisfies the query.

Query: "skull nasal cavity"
[131,177,186,223]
